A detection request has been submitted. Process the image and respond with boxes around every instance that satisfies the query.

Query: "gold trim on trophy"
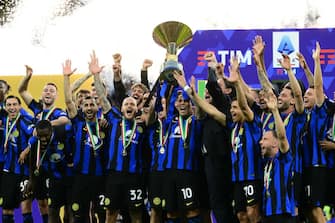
[153,21,193,83]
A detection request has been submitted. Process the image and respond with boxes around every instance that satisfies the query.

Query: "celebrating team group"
[0,35,333,223]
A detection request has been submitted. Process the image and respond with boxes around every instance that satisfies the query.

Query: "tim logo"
[320,49,335,65]
[272,32,299,68]
[197,50,252,66]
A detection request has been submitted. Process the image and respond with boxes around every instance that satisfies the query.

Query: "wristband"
[183,85,191,92]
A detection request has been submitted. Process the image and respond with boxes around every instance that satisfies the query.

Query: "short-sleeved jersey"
[302,99,335,167]
[105,109,145,173]
[261,111,305,173]
[146,120,168,172]
[30,125,73,179]
[263,151,295,216]
[228,117,262,182]
[71,115,105,176]
[28,99,68,123]
[0,111,34,176]
[163,115,203,171]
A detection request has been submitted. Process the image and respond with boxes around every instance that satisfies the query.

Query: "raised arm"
[228,57,254,122]
[70,72,91,98]
[313,42,324,107]
[252,35,273,91]
[173,71,226,125]
[141,59,153,89]
[297,52,314,87]
[18,65,34,106]
[63,59,78,119]
[266,92,289,153]
[90,51,111,113]
[112,53,127,108]
[278,54,304,114]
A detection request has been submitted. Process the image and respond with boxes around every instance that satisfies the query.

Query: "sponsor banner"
[179,28,335,97]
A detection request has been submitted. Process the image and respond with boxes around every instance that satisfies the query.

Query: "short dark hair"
[46,82,58,91]
[36,119,52,132]
[5,95,21,105]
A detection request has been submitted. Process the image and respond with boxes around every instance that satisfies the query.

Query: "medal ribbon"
[121,118,137,149]
[332,114,335,141]
[40,106,56,120]
[86,119,100,151]
[178,115,192,144]
[283,112,292,127]
[4,113,21,152]
[231,122,244,153]
[262,113,272,130]
[264,159,273,192]
[36,134,53,171]
[158,119,168,147]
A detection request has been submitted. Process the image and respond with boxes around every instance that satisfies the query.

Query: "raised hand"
[25,65,33,77]
[296,52,307,69]
[62,59,77,76]
[264,91,277,111]
[252,35,265,56]
[113,63,122,81]
[89,50,104,75]
[204,51,217,69]
[227,57,240,83]
[173,70,187,88]
[215,63,225,79]
[142,59,153,70]
[252,35,265,66]
[312,41,320,61]
[278,54,291,71]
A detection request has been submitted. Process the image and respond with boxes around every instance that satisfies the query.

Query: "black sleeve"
[113,80,128,108]
[206,67,231,115]
[141,70,150,90]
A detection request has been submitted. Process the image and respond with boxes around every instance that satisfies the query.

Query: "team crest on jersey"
[49,153,64,163]
[137,126,143,133]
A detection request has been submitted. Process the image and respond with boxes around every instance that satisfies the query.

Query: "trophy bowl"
[153,21,193,84]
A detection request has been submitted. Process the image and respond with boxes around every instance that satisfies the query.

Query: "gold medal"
[183,142,189,149]
[268,122,274,130]
[99,131,105,139]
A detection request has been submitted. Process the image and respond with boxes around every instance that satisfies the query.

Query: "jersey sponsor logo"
[170,126,181,138]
